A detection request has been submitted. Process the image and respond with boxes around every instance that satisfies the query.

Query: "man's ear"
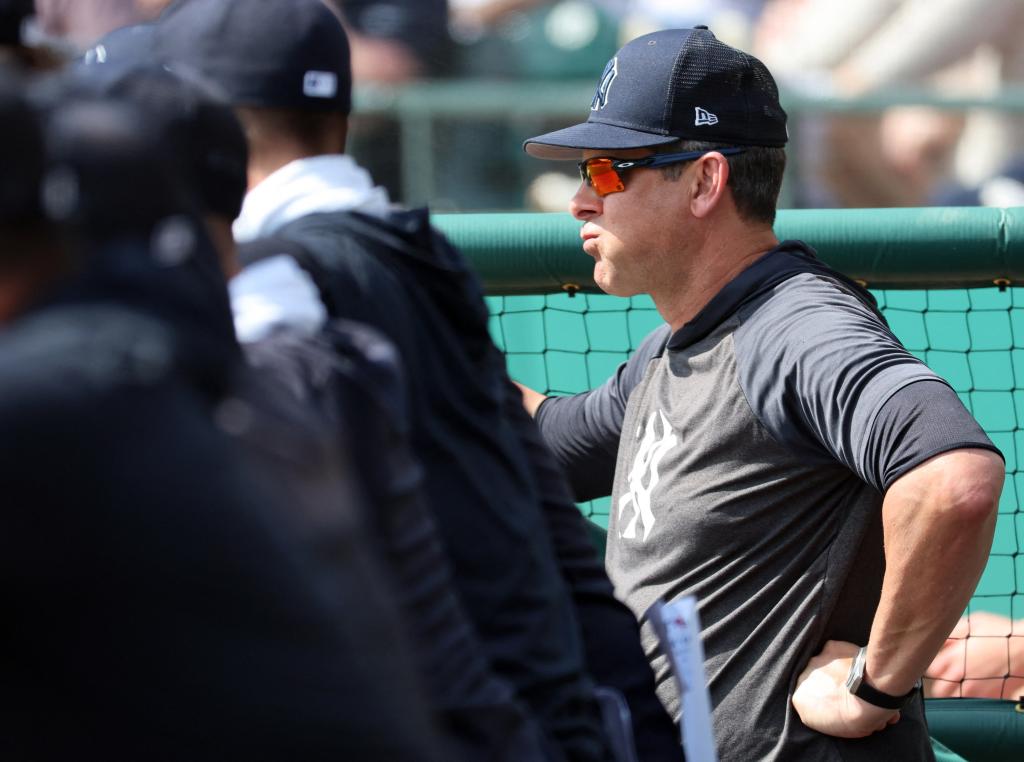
[689,152,731,219]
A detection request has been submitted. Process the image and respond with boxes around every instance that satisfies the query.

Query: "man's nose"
[569,182,602,220]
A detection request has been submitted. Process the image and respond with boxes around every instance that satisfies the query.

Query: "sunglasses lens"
[585,159,625,196]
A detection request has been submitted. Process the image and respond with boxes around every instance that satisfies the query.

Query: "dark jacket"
[0,230,443,761]
[505,384,683,761]
[244,318,558,761]
[267,207,666,761]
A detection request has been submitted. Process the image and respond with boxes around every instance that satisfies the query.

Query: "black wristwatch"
[845,646,921,710]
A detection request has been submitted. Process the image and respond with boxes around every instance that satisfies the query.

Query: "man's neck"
[655,227,780,333]
[247,151,309,192]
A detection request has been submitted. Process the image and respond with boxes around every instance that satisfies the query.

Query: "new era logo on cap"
[303,70,338,99]
[694,107,718,126]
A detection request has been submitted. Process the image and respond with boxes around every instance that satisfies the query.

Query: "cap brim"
[523,120,679,159]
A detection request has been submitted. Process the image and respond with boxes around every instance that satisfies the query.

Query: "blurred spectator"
[33,0,171,50]
[328,0,450,81]
[755,0,1024,207]
[934,156,1024,208]
[926,613,1024,700]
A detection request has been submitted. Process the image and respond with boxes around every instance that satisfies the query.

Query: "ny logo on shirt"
[618,409,678,542]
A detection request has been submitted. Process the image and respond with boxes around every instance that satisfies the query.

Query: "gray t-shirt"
[537,243,1000,761]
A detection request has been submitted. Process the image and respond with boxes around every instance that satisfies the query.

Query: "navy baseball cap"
[155,0,352,114]
[525,27,788,159]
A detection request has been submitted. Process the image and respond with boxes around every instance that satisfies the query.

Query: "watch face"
[845,647,866,692]
[844,646,920,711]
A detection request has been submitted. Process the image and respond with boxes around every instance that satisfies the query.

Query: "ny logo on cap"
[303,71,338,99]
[591,57,618,111]
[694,107,719,126]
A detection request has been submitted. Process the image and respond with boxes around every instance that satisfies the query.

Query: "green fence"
[435,207,1024,702]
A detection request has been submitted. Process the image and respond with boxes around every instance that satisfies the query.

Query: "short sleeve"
[869,379,1002,491]
[536,323,671,501]
[734,274,954,492]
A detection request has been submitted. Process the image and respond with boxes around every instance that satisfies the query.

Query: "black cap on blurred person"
[40,91,241,366]
[72,61,249,220]
[0,71,44,230]
[42,97,196,238]
[156,0,352,114]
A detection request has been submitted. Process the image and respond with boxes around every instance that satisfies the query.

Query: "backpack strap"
[237,236,338,315]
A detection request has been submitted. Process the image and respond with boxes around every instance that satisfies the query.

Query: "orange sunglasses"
[577,147,746,197]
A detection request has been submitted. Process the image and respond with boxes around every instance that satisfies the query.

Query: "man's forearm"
[513,380,548,418]
[865,447,1003,695]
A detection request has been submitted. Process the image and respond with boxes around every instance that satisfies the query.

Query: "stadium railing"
[355,83,1024,207]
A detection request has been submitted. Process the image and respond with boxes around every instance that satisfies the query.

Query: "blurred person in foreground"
[0,75,444,759]
[518,26,1005,760]
[153,1,683,759]
[71,48,560,760]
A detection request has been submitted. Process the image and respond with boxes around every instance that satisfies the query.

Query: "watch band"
[845,646,921,711]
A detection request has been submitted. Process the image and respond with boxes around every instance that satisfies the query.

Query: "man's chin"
[594,275,636,299]
[592,266,614,296]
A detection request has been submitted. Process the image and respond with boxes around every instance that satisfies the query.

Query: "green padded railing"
[925,699,1024,761]
[434,207,1024,293]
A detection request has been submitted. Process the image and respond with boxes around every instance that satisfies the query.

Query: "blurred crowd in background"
[13,0,1024,212]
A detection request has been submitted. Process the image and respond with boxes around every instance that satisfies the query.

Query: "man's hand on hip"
[792,640,901,738]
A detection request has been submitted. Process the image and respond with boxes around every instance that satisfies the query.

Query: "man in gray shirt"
[520,26,1005,761]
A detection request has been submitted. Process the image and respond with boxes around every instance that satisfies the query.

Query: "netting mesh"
[488,287,1024,700]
